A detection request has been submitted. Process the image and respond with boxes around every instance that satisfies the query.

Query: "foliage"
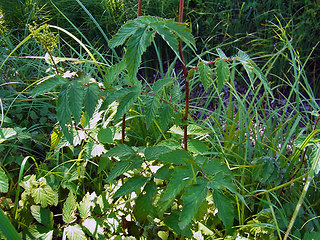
[0,1,320,240]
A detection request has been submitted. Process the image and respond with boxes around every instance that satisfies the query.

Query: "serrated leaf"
[213,189,234,233]
[114,175,149,199]
[164,211,193,237]
[202,159,231,176]
[187,138,208,154]
[154,164,173,180]
[215,59,230,94]
[106,144,135,157]
[79,192,97,219]
[152,78,174,93]
[84,84,100,120]
[63,224,86,240]
[133,180,156,222]
[23,225,53,240]
[103,60,126,88]
[109,19,144,48]
[0,167,9,193]
[0,127,17,143]
[97,154,112,174]
[144,146,171,160]
[158,103,173,132]
[114,86,141,119]
[63,191,78,224]
[179,182,208,229]
[160,166,193,201]
[50,127,62,151]
[310,142,320,177]
[165,20,196,51]
[97,127,113,144]
[124,26,155,81]
[217,48,228,59]
[32,75,67,98]
[57,83,73,143]
[30,205,53,228]
[82,218,104,239]
[198,62,213,91]
[144,94,161,128]
[68,81,84,123]
[158,149,192,165]
[32,180,58,208]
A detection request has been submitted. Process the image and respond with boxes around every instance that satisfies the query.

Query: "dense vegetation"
[0,0,320,239]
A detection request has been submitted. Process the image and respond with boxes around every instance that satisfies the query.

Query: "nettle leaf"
[213,189,234,233]
[82,218,104,239]
[133,180,156,222]
[158,149,192,165]
[179,182,208,229]
[198,62,213,91]
[0,167,8,193]
[57,83,73,143]
[79,192,97,219]
[30,205,53,228]
[160,166,193,201]
[63,191,78,224]
[84,83,100,120]
[63,224,86,240]
[114,86,141,119]
[144,94,161,128]
[215,58,230,94]
[114,175,149,199]
[125,26,155,81]
[32,75,67,98]
[165,20,196,51]
[151,22,179,57]
[68,80,84,124]
[32,179,58,208]
[109,19,144,48]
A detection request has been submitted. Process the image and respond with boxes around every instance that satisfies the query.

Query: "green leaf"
[179,182,208,229]
[144,94,161,128]
[0,167,9,193]
[57,83,73,143]
[30,205,53,228]
[133,180,156,222]
[109,19,144,48]
[124,26,155,81]
[215,59,230,94]
[198,62,213,91]
[158,149,192,165]
[114,86,141,119]
[160,166,193,201]
[213,189,234,233]
[106,144,135,157]
[202,159,231,176]
[114,175,149,199]
[32,75,67,98]
[82,218,104,239]
[97,154,112,174]
[164,211,193,237]
[23,225,53,240]
[187,138,208,154]
[103,60,126,88]
[165,20,196,51]
[144,146,171,160]
[216,48,228,59]
[152,78,174,93]
[79,192,97,219]
[0,127,17,143]
[309,142,320,177]
[63,224,86,240]
[84,83,100,120]
[63,191,78,224]
[97,127,113,144]
[68,81,84,123]
[158,103,173,132]
[31,179,58,208]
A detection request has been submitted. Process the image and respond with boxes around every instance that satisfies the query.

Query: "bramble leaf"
[30,205,53,228]
[213,189,234,233]
[79,192,97,219]
[68,80,84,124]
[32,75,67,98]
[215,59,230,94]
[63,191,78,224]
[198,62,213,91]
[84,83,100,120]
[114,175,149,199]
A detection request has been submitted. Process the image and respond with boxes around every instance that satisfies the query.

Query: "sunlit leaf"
[30,205,53,228]
[63,191,78,224]
[0,167,8,193]
[63,224,86,240]
[79,192,97,219]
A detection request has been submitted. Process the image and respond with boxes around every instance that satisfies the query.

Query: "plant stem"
[178,0,189,151]
[137,0,142,17]
[121,114,126,145]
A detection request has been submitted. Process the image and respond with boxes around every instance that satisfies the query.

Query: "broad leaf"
[114,86,141,119]
[114,175,149,199]
[103,60,126,88]
[164,211,193,237]
[82,218,104,239]
[152,78,174,93]
[32,75,67,97]
[144,146,171,160]
[309,142,320,177]
[63,191,78,224]
[0,167,8,193]
[63,224,86,240]
[79,192,97,219]
[22,225,53,240]
[165,20,196,50]
[215,59,230,94]
[68,81,84,123]
[158,149,192,165]
[84,83,100,120]
[124,26,155,81]
[32,180,58,208]
[179,182,208,229]
[144,94,161,128]
[198,62,213,91]
[30,205,53,228]
[0,127,16,144]
[213,189,234,233]
[133,180,156,222]
[216,48,228,59]
[106,144,135,157]
[97,127,113,144]
[160,166,193,201]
